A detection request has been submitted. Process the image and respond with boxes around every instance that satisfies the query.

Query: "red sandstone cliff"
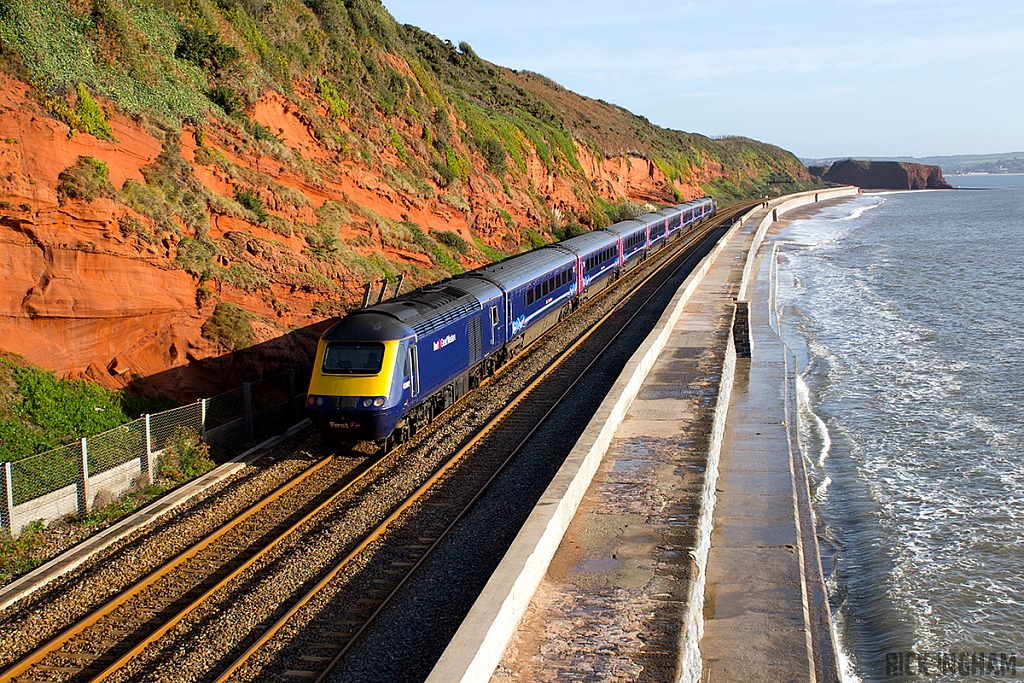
[0,73,751,399]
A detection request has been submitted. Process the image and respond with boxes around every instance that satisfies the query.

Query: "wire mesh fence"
[1,365,313,535]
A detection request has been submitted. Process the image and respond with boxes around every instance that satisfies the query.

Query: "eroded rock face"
[0,69,742,400]
[823,159,952,189]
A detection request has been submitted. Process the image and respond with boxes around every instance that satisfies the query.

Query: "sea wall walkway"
[428,186,858,683]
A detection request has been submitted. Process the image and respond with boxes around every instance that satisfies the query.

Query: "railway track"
[0,203,753,683]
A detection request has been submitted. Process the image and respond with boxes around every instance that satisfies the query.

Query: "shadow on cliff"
[123,318,336,405]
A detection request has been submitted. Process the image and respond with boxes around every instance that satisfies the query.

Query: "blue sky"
[381,1,1024,159]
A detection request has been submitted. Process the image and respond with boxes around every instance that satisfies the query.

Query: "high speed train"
[306,196,716,446]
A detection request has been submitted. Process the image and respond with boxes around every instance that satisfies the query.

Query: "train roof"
[550,230,620,255]
[446,274,504,303]
[470,247,576,291]
[331,281,483,340]
[601,219,647,238]
[322,310,414,342]
[635,211,668,226]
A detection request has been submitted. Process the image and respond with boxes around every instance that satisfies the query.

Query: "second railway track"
[0,202,753,683]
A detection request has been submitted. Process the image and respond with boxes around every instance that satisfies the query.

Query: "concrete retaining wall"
[678,320,737,683]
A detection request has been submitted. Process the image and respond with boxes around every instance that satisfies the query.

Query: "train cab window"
[399,346,409,378]
[322,342,385,374]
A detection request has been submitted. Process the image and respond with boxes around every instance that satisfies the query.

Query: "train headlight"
[307,396,315,407]
[362,398,373,407]
[373,398,385,407]
[315,397,324,406]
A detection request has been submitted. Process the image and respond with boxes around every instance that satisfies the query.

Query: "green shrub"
[218,261,270,292]
[173,237,216,277]
[0,357,130,459]
[158,426,214,480]
[73,84,113,140]
[433,230,468,254]
[207,85,244,117]
[403,221,434,252]
[57,156,114,203]
[175,27,240,71]
[0,519,46,583]
[246,120,282,145]
[430,158,457,187]
[317,76,348,119]
[233,188,269,224]
[201,302,256,350]
[479,136,507,177]
[521,227,547,250]
[138,142,211,236]
[433,247,462,274]
[118,215,156,244]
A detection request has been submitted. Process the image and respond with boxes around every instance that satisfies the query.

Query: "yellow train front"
[306,311,415,442]
[306,278,506,445]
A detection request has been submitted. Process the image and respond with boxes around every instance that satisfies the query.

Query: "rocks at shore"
[817,158,952,190]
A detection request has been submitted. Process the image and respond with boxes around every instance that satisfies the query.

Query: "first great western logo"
[432,333,456,351]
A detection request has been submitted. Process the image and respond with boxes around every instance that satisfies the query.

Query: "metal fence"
[1,366,312,536]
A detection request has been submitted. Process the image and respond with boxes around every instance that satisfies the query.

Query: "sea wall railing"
[1,366,312,536]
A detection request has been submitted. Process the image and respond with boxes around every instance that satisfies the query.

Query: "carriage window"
[542,280,549,296]
[534,284,542,301]
[322,342,385,375]
[526,290,533,306]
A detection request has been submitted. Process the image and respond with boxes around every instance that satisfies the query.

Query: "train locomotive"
[306,196,716,446]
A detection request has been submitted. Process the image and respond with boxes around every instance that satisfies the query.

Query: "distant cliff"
[821,159,952,190]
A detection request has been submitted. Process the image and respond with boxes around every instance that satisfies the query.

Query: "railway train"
[306,196,717,446]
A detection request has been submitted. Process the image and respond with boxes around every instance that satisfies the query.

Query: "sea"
[774,175,1024,683]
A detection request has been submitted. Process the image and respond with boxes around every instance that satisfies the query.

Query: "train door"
[408,343,420,397]
[489,304,499,345]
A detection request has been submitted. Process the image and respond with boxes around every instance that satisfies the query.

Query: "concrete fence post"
[78,438,92,515]
[289,369,298,425]
[142,414,154,486]
[200,398,208,442]
[243,382,254,442]
[772,208,779,222]
[1,461,13,534]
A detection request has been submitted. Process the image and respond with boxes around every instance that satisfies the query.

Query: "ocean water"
[774,176,1024,682]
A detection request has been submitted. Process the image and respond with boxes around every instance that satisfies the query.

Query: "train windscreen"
[322,342,386,374]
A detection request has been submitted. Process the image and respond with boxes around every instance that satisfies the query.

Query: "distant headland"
[807,159,952,190]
